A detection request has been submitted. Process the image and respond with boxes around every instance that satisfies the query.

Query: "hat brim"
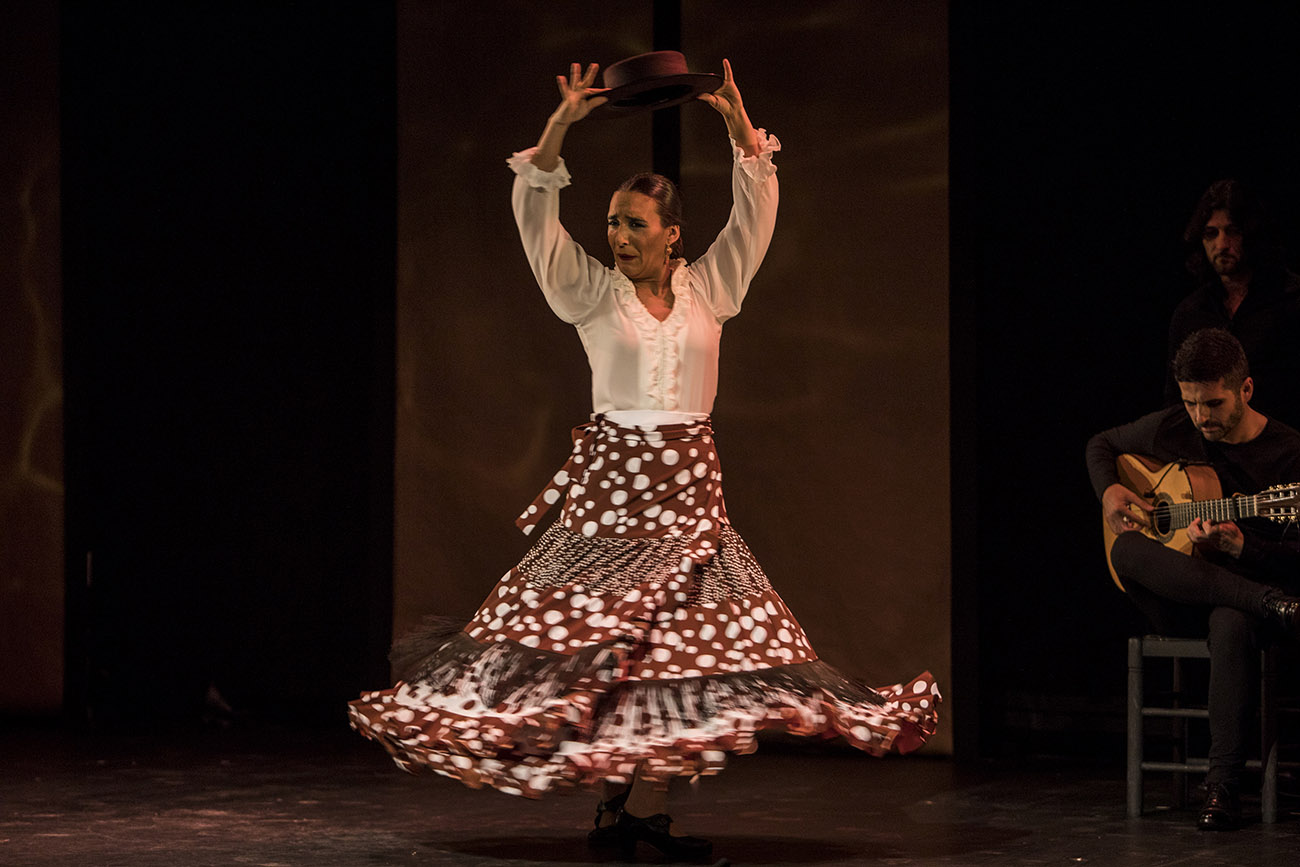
[585,73,722,119]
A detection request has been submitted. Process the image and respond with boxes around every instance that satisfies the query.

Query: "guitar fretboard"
[1164,494,1265,529]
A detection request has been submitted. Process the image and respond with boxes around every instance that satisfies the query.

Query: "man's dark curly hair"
[1183,178,1284,292]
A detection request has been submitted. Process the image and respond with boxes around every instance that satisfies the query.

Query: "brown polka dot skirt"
[349,416,940,797]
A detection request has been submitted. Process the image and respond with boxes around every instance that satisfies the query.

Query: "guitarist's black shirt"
[1087,404,1300,576]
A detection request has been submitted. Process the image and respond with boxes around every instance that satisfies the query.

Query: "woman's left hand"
[697,58,744,119]
[697,59,758,156]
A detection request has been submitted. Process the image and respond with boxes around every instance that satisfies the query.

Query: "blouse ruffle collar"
[609,262,692,330]
[611,264,692,411]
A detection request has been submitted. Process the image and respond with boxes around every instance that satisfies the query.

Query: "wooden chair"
[1127,634,1279,821]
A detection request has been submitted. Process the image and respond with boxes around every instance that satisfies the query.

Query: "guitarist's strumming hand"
[1102,483,1155,535]
[1187,517,1245,559]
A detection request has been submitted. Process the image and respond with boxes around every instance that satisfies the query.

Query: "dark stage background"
[58,2,397,724]
[952,2,1300,757]
[5,1,1300,762]
[2,1,62,714]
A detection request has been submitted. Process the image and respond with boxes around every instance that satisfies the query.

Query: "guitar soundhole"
[1152,501,1172,537]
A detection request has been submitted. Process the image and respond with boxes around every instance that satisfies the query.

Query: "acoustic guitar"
[1102,453,1300,591]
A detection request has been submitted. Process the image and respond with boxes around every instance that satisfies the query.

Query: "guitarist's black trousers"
[1111,532,1297,787]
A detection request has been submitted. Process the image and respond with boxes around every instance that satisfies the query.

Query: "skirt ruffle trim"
[350,625,939,798]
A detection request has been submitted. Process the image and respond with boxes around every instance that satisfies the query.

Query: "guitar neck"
[1165,494,1264,529]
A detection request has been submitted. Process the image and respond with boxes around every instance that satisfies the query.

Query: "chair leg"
[1171,656,1188,809]
[1127,636,1143,818]
[1261,645,1278,824]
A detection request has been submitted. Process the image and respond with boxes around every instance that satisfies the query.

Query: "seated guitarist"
[1086,326,1300,831]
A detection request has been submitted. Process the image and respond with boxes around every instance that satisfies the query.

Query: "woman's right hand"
[551,62,608,125]
[531,63,607,172]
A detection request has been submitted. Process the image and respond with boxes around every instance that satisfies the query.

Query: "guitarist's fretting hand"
[1187,517,1245,558]
[1102,483,1155,535]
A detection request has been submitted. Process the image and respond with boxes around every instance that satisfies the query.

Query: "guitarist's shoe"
[1197,782,1242,831]
[1262,590,1300,635]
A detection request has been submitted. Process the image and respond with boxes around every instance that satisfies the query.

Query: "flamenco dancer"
[350,53,940,862]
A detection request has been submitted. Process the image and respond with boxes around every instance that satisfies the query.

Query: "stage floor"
[1,722,1296,866]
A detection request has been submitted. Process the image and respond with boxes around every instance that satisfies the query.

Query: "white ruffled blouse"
[508,131,780,417]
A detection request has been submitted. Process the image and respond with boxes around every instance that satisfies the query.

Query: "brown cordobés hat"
[585,51,722,119]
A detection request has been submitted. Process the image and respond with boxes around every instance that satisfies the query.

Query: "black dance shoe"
[1262,590,1300,636]
[615,810,713,861]
[1197,782,1242,831]
[586,788,630,848]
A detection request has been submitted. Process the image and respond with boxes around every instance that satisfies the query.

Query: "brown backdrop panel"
[396,1,950,753]
[0,1,62,713]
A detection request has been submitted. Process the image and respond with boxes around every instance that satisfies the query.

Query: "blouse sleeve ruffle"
[732,128,781,182]
[507,147,572,191]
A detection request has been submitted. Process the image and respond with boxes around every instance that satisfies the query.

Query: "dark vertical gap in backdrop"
[652,0,682,186]
[947,1,980,763]
[59,0,107,726]
[364,6,399,705]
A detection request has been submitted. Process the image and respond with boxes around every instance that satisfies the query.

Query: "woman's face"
[607,191,680,283]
